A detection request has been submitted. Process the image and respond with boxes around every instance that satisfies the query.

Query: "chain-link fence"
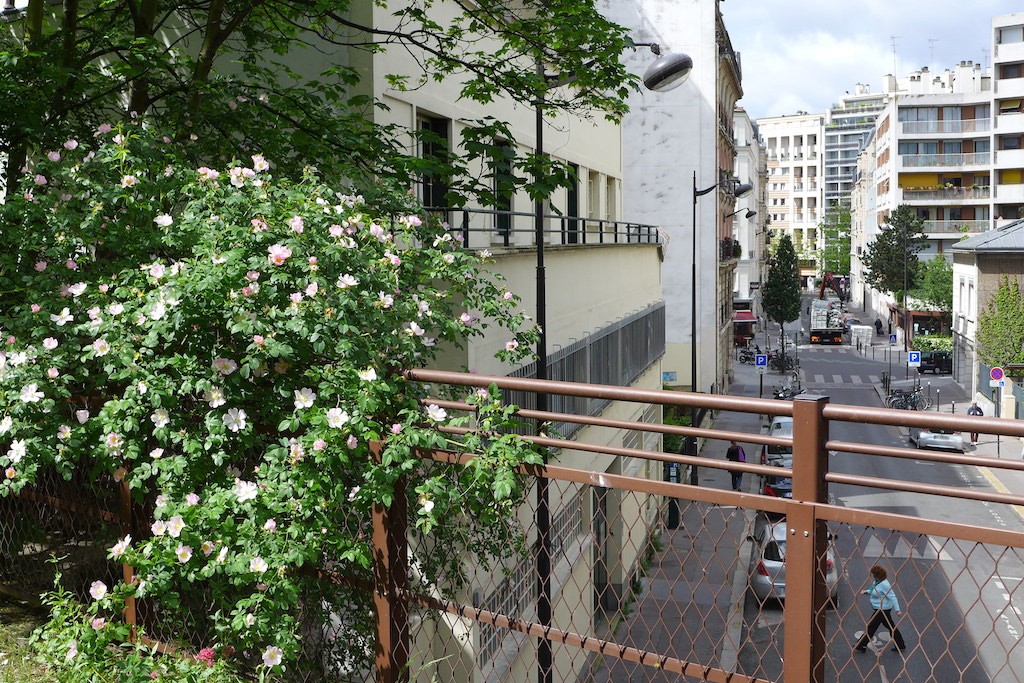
[5,368,1024,682]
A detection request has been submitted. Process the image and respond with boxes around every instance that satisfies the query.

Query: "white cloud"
[725,0,1022,118]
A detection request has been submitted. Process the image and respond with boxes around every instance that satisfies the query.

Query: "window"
[492,140,515,236]
[999,99,1023,114]
[898,107,938,122]
[1002,135,1022,150]
[1001,63,1024,79]
[975,139,991,153]
[998,26,1024,45]
[417,115,450,208]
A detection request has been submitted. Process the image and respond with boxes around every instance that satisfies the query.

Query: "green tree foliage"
[0,0,637,202]
[862,205,928,299]
[977,276,1024,368]
[912,256,953,312]
[818,205,851,276]
[762,233,802,342]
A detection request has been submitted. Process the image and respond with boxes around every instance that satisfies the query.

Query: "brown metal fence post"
[371,441,410,683]
[118,477,137,639]
[785,394,830,683]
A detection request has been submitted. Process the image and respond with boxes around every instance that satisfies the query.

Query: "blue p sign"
[755,354,768,367]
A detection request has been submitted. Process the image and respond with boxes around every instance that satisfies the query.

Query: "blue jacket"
[867,579,900,611]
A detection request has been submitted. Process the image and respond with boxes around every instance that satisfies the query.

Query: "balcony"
[719,237,742,262]
[921,219,990,234]
[995,77,1024,100]
[996,183,1024,203]
[996,113,1024,136]
[995,40,1024,63]
[901,186,991,201]
[900,118,990,135]
[900,152,991,168]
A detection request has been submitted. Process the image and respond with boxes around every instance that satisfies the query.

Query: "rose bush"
[0,124,541,679]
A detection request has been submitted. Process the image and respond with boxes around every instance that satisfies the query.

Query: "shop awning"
[733,310,757,322]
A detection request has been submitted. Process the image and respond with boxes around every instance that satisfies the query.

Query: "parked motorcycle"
[739,348,755,364]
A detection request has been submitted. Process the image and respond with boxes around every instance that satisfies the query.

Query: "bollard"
[936,389,940,411]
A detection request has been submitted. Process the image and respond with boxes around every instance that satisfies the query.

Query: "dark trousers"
[730,471,743,491]
[856,609,905,650]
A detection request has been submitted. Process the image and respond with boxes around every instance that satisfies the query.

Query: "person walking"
[966,401,984,445]
[725,440,746,491]
[855,565,906,653]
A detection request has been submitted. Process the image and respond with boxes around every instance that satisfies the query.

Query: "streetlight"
[533,44,693,683]
[691,174,752,450]
[725,208,757,220]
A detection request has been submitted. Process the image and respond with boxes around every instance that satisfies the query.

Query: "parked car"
[760,460,793,499]
[909,426,964,452]
[917,350,953,374]
[760,416,794,465]
[749,513,841,604]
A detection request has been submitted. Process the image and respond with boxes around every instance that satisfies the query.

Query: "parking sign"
[755,354,768,367]
[908,351,921,367]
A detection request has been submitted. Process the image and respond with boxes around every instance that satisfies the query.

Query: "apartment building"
[732,107,766,332]
[757,112,824,285]
[824,85,889,208]
[993,12,1024,227]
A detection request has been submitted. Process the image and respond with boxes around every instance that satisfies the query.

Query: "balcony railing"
[425,206,660,250]
[901,152,991,167]
[922,219,990,233]
[902,186,991,201]
[719,237,741,262]
[900,118,991,134]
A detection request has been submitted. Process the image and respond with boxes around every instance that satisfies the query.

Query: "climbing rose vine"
[0,125,541,679]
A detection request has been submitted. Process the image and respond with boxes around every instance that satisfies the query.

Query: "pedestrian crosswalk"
[812,374,881,385]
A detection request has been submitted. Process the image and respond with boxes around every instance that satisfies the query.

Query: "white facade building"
[992,12,1024,227]
[756,112,824,284]
[732,108,765,321]
[600,0,745,398]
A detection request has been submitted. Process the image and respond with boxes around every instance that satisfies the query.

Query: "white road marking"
[814,374,825,383]
[850,374,862,384]
[832,374,843,383]
[869,374,880,383]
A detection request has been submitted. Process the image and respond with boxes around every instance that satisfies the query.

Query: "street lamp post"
[533,45,693,683]
[690,173,752,459]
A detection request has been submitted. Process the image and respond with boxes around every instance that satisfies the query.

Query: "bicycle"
[886,389,930,410]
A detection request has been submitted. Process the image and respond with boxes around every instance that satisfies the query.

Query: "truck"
[809,298,845,344]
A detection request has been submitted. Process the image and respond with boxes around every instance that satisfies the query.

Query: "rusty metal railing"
[387,368,1024,683]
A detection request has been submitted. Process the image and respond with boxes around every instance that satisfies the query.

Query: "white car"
[908,426,964,452]
[760,416,794,465]
[749,514,840,604]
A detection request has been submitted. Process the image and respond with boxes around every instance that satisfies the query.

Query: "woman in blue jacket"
[855,565,907,652]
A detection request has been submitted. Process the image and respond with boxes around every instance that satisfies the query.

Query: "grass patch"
[0,600,47,682]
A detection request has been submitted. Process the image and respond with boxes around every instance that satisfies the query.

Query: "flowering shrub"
[0,125,541,678]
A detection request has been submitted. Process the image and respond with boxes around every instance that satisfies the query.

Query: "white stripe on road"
[850,375,862,384]
[869,375,880,383]
[832,374,843,383]
[814,374,825,384]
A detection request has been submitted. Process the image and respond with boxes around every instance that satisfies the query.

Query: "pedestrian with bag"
[966,401,984,445]
[855,565,907,653]
[725,440,746,491]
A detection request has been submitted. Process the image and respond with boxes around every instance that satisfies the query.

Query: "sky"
[722,0,1023,121]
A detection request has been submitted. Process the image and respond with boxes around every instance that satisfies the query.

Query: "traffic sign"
[889,333,897,346]
[755,354,768,367]
[990,366,1005,381]
[990,379,1006,388]
[908,351,921,368]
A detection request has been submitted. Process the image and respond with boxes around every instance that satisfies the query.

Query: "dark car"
[918,350,952,374]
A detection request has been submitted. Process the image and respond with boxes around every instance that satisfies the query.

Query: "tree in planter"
[761,233,802,350]
[977,276,1024,369]
[0,127,543,679]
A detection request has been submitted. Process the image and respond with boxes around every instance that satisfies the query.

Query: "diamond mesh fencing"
[6,374,1024,683]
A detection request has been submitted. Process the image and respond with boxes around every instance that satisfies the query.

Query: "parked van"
[761,416,794,465]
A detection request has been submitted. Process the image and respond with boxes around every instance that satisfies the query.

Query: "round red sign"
[991,367,1005,381]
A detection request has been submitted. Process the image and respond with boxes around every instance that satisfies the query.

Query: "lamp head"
[643,52,694,92]
[745,209,757,219]
[733,182,753,198]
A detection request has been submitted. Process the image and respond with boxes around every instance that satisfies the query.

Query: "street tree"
[818,205,851,276]
[912,256,953,312]
[762,233,802,349]
[977,276,1024,368]
[862,205,928,300]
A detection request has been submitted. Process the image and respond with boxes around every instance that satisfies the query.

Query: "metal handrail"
[423,206,660,249]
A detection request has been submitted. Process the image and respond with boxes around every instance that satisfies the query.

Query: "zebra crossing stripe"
[869,375,879,383]
[814,374,825,384]
[850,375,861,384]
[832,374,843,383]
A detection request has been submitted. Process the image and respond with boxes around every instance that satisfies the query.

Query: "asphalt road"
[736,335,1024,682]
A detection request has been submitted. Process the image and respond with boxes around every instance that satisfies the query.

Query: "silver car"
[909,426,964,452]
[749,515,840,604]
